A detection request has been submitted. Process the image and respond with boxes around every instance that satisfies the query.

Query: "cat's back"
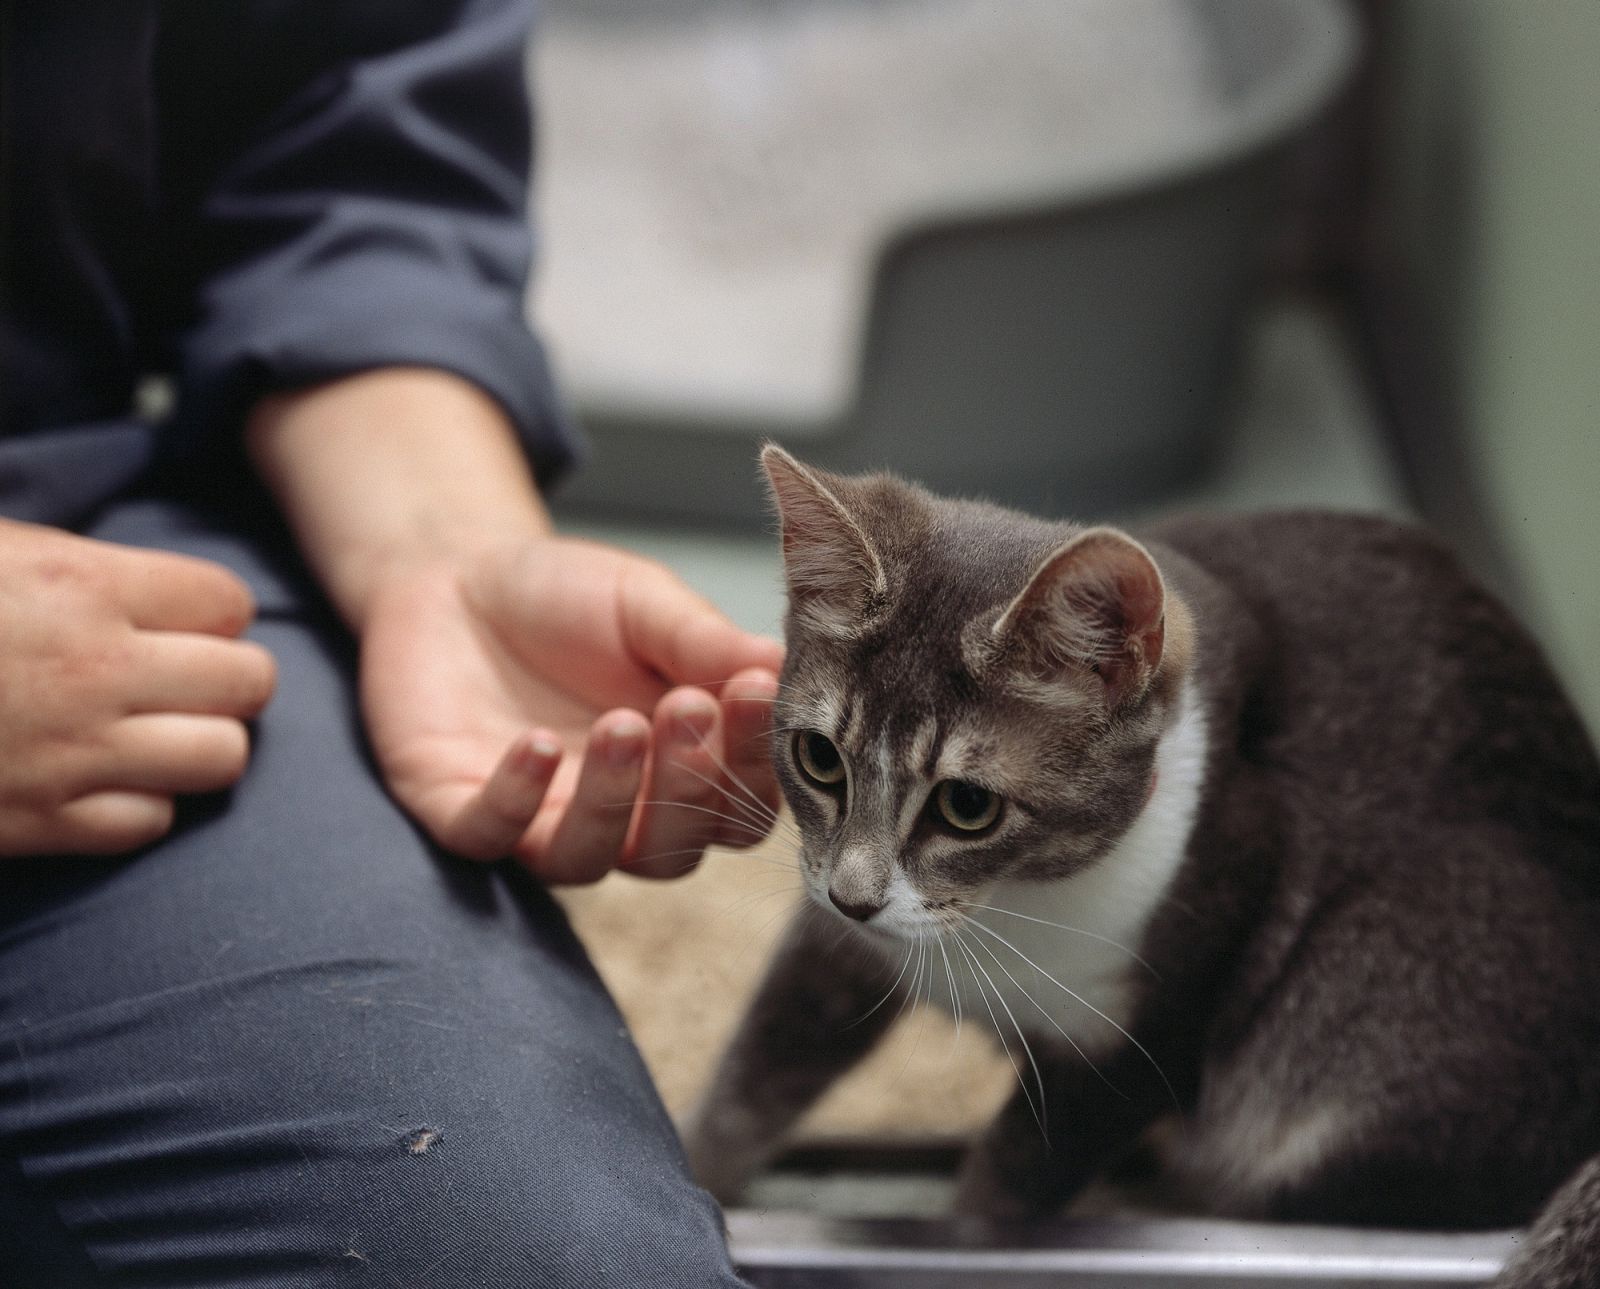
[1146,509,1493,644]
[1137,512,1600,1229]
[1143,509,1600,849]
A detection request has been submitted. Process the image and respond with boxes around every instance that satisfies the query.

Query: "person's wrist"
[332,516,549,635]
[353,527,555,643]
[244,367,554,631]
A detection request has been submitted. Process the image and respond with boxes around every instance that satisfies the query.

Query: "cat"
[685,445,1600,1288]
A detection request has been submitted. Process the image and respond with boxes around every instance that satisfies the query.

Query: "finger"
[55,791,175,855]
[626,689,732,880]
[618,566,785,690]
[128,634,278,718]
[113,547,258,637]
[436,731,562,862]
[95,713,252,795]
[714,668,782,849]
[530,710,649,885]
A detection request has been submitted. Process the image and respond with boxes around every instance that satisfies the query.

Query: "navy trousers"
[0,493,747,1287]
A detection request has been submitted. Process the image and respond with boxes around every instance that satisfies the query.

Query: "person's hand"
[0,517,278,857]
[243,365,784,883]
[359,535,784,883]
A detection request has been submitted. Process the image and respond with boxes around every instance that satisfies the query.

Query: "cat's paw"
[951,1149,1058,1223]
[682,1106,769,1205]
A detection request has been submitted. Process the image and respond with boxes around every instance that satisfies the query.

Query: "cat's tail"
[1493,1153,1600,1288]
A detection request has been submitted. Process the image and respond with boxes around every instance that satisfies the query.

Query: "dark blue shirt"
[0,0,577,526]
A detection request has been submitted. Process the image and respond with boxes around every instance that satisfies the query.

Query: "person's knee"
[343,1123,745,1288]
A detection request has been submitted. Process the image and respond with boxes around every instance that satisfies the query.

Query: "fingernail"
[508,734,557,777]
[673,704,715,743]
[733,670,779,702]
[606,727,645,771]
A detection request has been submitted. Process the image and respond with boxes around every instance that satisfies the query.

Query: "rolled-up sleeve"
[161,0,579,484]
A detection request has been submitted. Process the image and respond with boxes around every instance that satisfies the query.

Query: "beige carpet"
[556,828,1012,1142]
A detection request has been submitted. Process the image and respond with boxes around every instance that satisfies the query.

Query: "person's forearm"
[246,367,553,630]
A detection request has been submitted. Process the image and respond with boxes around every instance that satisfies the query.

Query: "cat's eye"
[933,780,1001,833]
[794,731,847,787]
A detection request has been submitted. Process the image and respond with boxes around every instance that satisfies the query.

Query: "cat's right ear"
[761,445,887,636]
[987,527,1169,711]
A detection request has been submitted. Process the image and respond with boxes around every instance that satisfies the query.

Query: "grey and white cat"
[686,446,1600,1288]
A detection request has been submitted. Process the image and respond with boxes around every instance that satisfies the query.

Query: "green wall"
[1384,1,1599,733]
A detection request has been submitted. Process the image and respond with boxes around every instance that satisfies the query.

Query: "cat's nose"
[828,889,884,923]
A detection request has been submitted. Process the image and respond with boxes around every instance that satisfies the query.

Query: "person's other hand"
[359,536,783,883]
[0,518,278,856]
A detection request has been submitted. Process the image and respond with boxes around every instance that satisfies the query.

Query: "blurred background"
[528,0,1600,1228]
[529,0,1598,737]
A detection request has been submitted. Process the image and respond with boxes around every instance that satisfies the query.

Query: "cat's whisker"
[723,728,775,752]
[886,935,927,1037]
[684,761,777,831]
[918,935,932,1007]
[710,885,807,956]
[678,734,785,833]
[819,906,865,963]
[955,900,1160,980]
[717,876,796,909]
[618,777,806,854]
[617,845,708,872]
[755,822,806,856]
[848,940,916,1031]
[951,928,1045,1135]
[954,928,1048,1135]
[722,847,805,878]
[621,842,799,878]
[738,896,817,966]
[666,757,778,836]
[661,749,772,814]
[714,880,804,928]
[725,844,802,870]
[696,827,805,866]
[677,672,801,699]
[697,796,806,857]
[963,917,1179,1118]
[936,935,964,1063]
[892,940,921,1065]
[893,935,935,1087]
[606,798,775,840]
[737,858,803,880]
[917,937,943,1065]
[957,915,1128,1105]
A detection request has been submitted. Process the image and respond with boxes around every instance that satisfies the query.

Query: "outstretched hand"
[244,367,786,883]
[359,535,784,883]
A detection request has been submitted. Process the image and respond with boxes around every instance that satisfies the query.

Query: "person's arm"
[164,2,782,880]
[158,0,577,485]
[246,367,550,626]
[247,367,783,882]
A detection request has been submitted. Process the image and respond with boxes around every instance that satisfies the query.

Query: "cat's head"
[763,445,1194,940]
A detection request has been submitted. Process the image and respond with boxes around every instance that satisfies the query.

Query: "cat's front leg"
[685,906,905,1203]
[954,1038,1171,1220]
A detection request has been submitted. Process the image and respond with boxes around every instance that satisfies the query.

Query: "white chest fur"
[920,678,1210,1059]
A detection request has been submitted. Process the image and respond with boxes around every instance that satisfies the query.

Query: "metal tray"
[728,1211,1518,1288]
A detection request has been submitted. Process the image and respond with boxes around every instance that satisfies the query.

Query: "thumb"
[618,563,784,691]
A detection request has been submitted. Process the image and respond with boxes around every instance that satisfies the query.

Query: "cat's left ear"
[990,528,1167,710]
[761,444,887,636]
